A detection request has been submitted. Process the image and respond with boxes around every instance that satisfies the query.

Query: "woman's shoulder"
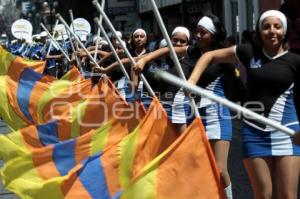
[236,44,256,55]
[285,51,300,68]
[187,45,202,60]
[286,51,300,59]
[235,44,259,67]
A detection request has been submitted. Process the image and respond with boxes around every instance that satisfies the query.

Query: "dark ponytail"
[206,14,227,49]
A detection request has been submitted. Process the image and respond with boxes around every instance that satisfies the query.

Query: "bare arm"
[188,46,238,85]
[45,54,64,60]
[93,56,143,73]
[76,47,111,58]
[133,46,188,72]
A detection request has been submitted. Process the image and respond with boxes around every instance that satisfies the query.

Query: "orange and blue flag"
[0,100,144,199]
[0,46,45,129]
[118,118,225,199]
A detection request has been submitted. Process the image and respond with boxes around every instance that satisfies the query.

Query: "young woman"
[187,10,300,199]
[133,26,192,127]
[134,15,239,198]
[97,28,148,102]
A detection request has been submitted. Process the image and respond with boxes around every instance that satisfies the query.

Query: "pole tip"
[293,131,300,146]
[94,17,99,23]
[55,13,61,18]
[92,0,98,5]
[154,70,164,81]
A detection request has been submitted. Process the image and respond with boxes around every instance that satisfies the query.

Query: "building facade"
[137,0,288,41]
[223,0,284,41]
[106,0,140,34]
[138,0,223,34]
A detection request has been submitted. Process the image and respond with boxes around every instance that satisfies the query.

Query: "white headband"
[112,31,122,39]
[197,16,216,34]
[115,39,126,46]
[159,38,167,48]
[133,28,147,37]
[171,26,190,40]
[259,10,287,34]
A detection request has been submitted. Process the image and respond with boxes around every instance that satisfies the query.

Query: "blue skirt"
[168,90,194,124]
[242,122,300,158]
[199,103,232,141]
[117,77,143,103]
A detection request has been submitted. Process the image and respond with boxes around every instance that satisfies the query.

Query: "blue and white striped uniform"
[198,75,232,141]
[155,56,195,123]
[172,46,238,140]
[117,76,143,103]
[116,48,150,104]
[235,44,300,157]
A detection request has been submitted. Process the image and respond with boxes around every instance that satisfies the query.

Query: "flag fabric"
[3,65,138,140]
[118,117,225,199]
[0,46,45,129]
[6,67,92,125]
[0,44,224,199]
[0,46,94,130]
[50,76,133,140]
[0,100,144,199]
[74,76,133,135]
[60,66,84,82]
[67,97,178,197]
[116,97,178,191]
[0,97,177,199]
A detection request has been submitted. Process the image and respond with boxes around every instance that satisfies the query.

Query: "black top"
[158,56,195,101]
[187,46,243,102]
[236,44,300,129]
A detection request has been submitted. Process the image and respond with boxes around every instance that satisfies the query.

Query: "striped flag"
[118,118,225,199]
[0,98,144,199]
[0,46,45,129]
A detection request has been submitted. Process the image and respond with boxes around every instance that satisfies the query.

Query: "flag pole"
[92,0,155,97]
[46,19,59,57]
[94,18,130,80]
[94,0,106,60]
[40,23,71,62]
[155,70,296,137]
[149,0,200,117]
[56,14,101,69]
[69,9,80,53]
[61,20,83,73]
[59,32,69,59]
[64,28,83,73]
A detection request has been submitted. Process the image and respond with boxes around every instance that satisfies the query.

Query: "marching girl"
[133,26,192,130]
[133,15,241,198]
[96,28,149,102]
[187,10,300,199]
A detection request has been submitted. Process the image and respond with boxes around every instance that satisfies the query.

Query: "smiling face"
[171,32,189,47]
[195,26,214,49]
[133,32,147,47]
[260,16,285,50]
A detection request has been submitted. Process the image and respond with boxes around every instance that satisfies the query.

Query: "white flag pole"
[40,23,71,62]
[150,0,200,117]
[56,14,101,69]
[46,19,59,57]
[92,0,155,97]
[61,23,83,73]
[94,18,130,80]
[156,70,296,137]
[93,0,106,60]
